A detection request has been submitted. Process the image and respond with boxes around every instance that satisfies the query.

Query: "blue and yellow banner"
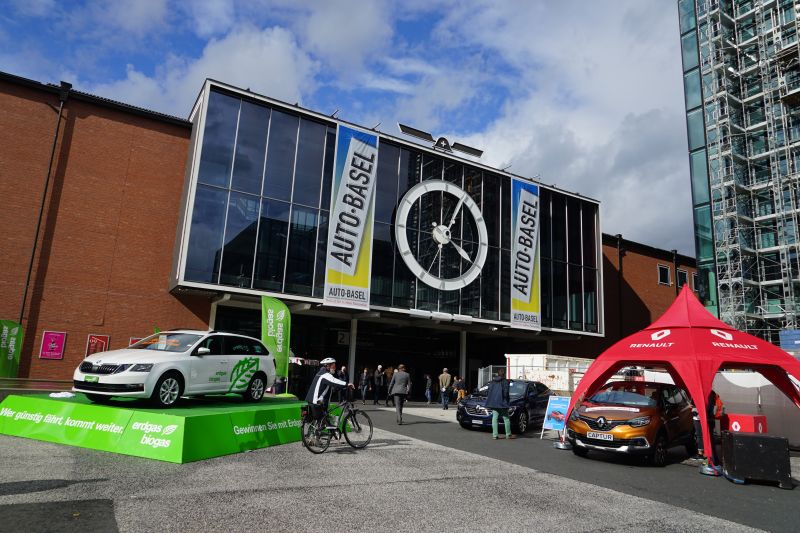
[510,179,541,330]
[323,124,379,310]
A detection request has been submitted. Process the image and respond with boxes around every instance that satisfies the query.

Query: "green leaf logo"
[229,357,260,392]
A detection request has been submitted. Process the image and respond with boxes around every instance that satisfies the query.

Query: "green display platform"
[0,394,305,463]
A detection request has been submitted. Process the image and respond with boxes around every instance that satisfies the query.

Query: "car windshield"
[472,380,527,399]
[590,383,660,407]
[130,333,202,353]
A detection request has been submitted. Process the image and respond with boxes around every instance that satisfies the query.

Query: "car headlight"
[508,407,516,416]
[569,410,579,421]
[130,364,154,372]
[627,416,651,427]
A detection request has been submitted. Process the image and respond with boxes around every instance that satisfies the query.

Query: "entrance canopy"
[567,285,800,463]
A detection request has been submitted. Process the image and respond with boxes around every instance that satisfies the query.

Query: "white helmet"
[320,357,336,365]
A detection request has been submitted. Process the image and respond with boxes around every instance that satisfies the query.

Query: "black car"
[456,380,552,433]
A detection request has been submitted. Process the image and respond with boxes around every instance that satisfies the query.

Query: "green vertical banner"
[261,296,291,377]
[0,321,24,378]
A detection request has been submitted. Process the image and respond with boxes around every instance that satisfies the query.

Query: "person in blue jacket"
[485,368,515,440]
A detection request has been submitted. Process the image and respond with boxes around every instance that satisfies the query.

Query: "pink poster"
[40,331,67,360]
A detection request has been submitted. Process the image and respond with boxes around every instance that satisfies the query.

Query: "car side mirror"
[196,347,211,356]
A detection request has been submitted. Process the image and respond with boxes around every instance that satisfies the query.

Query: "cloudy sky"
[1,0,694,255]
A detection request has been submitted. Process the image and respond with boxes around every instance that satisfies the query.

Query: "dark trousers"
[394,394,407,421]
[373,385,385,404]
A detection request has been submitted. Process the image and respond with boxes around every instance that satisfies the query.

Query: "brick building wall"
[553,234,697,359]
[0,74,211,380]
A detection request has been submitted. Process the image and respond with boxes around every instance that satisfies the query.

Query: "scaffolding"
[697,0,800,343]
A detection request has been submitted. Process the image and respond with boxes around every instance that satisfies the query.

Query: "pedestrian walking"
[358,367,372,405]
[486,368,514,440]
[387,364,412,424]
[424,374,432,404]
[385,367,395,406]
[334,365,348,402]
[438,368,452,410]
[373,365,386,405]
[454,376,466,403]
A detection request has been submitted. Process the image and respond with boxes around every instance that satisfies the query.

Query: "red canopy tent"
[566,285,800,464]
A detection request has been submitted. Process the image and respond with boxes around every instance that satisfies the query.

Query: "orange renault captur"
[566,381,696,466]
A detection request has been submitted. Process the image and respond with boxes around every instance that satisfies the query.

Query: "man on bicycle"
[305,357,353,428]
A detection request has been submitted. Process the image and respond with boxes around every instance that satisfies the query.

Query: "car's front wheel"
[516,411,529,434]
[151,371,183,408]
[572,445,589,457]
[243,373,267,402]
[648,432,669,467]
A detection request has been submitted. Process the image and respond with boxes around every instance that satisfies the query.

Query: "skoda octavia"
[73,330,276,407]
[566,381,696,466]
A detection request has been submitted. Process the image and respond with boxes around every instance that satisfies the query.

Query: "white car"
[73,330,276,407]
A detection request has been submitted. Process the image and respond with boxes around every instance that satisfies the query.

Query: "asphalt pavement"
[0,399,795,532]
[367,402,799,533]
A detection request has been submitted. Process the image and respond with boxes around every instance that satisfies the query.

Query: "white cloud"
[185,0,236,37]
[87,25,319,117]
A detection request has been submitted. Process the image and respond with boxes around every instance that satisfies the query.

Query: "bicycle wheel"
[343,410,373,449]
[301,419,331,454]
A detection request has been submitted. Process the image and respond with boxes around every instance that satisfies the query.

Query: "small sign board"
[779,329,800,352]
[85,334,110,357]
[39,331,66,360]
[542,395,570,433]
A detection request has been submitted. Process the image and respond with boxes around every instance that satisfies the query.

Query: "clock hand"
[450,241,473,264]
[427,244,443,273]
[447,195,465,230]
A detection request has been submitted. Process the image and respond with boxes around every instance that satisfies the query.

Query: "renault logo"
[710,329,733,341]
[650,330,671,341]
[597,416,607,429]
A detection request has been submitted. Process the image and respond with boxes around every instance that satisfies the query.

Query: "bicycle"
[301,395,373,454]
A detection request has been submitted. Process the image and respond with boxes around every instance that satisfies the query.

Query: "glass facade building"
[173,81,602,337]
[678,0,800,343]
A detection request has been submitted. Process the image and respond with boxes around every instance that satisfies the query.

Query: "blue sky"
[1,0,694,255]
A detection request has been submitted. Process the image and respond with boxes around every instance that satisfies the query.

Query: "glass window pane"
[483,173,501,248]
[284,206,319,295]
[370,222,394,307]
[320,129,336,209]
[231,101,269,194]
[540,188,552,260]
[253,199,290,291]
[440,241,462,314]
[185,185,228,283]
[501,248,511,322]
[679,0,696,33]
[501,177,511,250]
[583,267,598,332]
[582,202,597,267]
[399,149,422,197]
[691,150,710,205]
[551,192,566,261]
[684,69,702,110]
[694,205,714,261]
[313,210,328,298]
[375,143,400,224]
[198,91,240,187]
[220,192,260,287]
[681,32,699,71]
[393,241,417,310]
[569,264,583,330]
[540,258,552,328]
[263,110,298,202]
[481,248,500,320]
[293,119,327,208]
[567,197,581,264]
[552,261,568,329]
[687,108,705,150]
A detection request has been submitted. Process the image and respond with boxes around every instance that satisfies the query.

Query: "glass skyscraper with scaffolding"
[678,0,800,343]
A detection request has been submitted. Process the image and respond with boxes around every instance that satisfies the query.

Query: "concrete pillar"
[459,330,467,380]
[348,318,357,383]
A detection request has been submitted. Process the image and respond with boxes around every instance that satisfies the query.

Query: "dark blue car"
[456,380,552,434]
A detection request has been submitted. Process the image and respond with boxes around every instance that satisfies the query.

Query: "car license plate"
[472,420,487,425]
[85,376,99,383]
[587,431,613,441]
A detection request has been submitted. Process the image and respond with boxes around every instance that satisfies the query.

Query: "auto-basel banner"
[0,321,23,378]
[324,124,379,310]
[261,296,290,377]
[0,394,304,463]
[510,179,541,330]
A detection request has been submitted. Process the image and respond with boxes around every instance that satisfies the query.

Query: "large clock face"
[394,180,488,291]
